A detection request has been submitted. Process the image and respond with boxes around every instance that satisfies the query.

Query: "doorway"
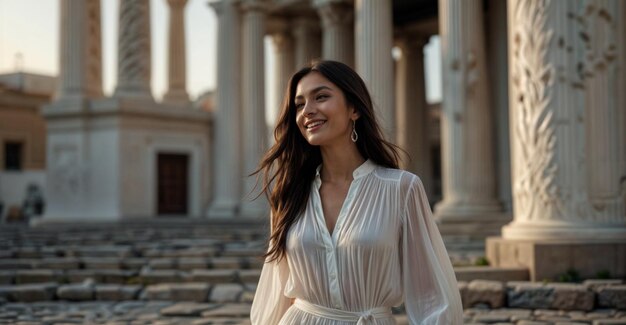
[157,153,188,215]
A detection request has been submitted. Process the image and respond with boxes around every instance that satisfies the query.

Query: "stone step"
[0,269,263,286]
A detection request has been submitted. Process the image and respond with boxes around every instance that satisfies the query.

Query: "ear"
[349,105,360,121]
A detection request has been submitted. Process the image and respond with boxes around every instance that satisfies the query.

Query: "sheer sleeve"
[401,175,463,324]
[250,229,292,325]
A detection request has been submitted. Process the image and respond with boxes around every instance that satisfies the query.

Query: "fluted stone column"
[434,0,505,238]
[292,17,321,68]
[487,0,626,281]
[240,0,268,218]
[315,0,354,67]
[114,0,153,100]
[395,34,433,199]
[163,0,190,104]
[269,19,295,134]
[57,0,103,100]
[207,0,242,218]
[501,0,626,240]
[355,0,395,140]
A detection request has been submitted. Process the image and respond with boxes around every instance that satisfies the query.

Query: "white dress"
[251,160,463,325]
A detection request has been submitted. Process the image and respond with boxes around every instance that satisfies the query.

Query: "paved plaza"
[0,220,624,325]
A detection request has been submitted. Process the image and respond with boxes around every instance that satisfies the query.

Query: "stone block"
[122,258,149,271]
[0,271,15,284]
[209,284,243,303]
[160,302,217,317]
[169,283,211,302]
[143,284,173,300]
[178,258,209,270]
[56,282,94,301]
[81,257,122,270]
[38,258,81,270]
[584,279,624,291]
[487,238,626,281]
[238,269,261,283]
[210,257,242,269]
[507,282,554,309]
[15,270,62,284]
[455,266,529,282]
[10,283,57,302]
[96,270,135,284]
[465,280,506,308]
[65,270,101,283]
[189,269,236,283]
[0,259,36,270]
[95,284,141,301]
[549,283,594,311]
[201,303,251,317]
[149,258,176,270]
[140,270,182,284]
[597,285,626,309]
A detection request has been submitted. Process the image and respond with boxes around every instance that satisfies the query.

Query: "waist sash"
[293,299,393,325]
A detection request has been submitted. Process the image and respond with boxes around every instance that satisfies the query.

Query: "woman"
[251,60,462,324]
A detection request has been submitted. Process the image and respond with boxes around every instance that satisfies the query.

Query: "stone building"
[38,0,626,280]
[0,72,55,220]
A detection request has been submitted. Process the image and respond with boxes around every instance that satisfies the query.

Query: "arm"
[402,176,463,325]
[250,254,292,324]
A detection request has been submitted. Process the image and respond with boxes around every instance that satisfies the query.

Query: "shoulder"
[371,166,422,189]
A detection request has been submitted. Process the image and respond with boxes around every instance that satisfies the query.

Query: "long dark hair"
[255,60,399,262]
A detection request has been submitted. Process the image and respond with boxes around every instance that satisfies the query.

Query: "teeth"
[307,121,325,128]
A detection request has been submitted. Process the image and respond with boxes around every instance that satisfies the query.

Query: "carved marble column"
[240,0,268,218]
[163,0,190,104]
[269,19,295,134]
[395,34,433,199]
[487,0,626,281]
[501,0,626,240]
[114,0,153,100]
[57,0,103,100]
[435,0,505,238]
[292,17,321,68]
[315,0,354,67]
[355,0,395,140]
[207,0,242,218]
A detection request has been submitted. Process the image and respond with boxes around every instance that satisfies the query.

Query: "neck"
[319,142,365,183]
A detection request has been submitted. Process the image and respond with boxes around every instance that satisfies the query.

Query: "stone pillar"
[434,0,505,239]
[163,0,190,104]
[114,0,153,100]
[207,0,242,218]
[292,17,322,68]
[395,34,433,199]
[239,0,268,218]
[315,0,354,67]
[57,0,103,100]
[487,0,626,281]
[355,0,395,140]
[269,19,295,136]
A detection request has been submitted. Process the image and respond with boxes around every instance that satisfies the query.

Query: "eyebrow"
[294,85,333,101]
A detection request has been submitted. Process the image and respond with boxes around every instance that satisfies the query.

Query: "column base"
[163,90,190,105]
[434,200,509,240]
[486,236,626,281]
[502,221,626,241]
[206,199,239,218]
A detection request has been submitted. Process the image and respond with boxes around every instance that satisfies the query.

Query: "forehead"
[295,72,336,96]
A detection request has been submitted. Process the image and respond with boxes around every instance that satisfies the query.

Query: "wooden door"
[157,153,188,215]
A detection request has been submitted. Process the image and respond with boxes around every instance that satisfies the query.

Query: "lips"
[305,120,326,130]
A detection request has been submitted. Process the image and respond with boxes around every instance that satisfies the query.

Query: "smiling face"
[294,72,359,148]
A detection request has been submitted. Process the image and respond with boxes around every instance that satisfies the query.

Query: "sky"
[0,0,441,103]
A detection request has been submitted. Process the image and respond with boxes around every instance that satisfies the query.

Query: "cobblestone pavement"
[0,301,626,324]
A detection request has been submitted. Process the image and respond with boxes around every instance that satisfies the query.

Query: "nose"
[302,101,316,116]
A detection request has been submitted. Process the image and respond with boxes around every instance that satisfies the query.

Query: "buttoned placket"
[312,161,372,310]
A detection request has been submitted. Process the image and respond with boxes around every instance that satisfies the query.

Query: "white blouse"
[251,160,463,325]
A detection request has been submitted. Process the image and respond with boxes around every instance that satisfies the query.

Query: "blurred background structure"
[0,0,625,288]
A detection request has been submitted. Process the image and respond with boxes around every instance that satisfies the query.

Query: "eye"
[294,102,305,110]
[316,94,329,101]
